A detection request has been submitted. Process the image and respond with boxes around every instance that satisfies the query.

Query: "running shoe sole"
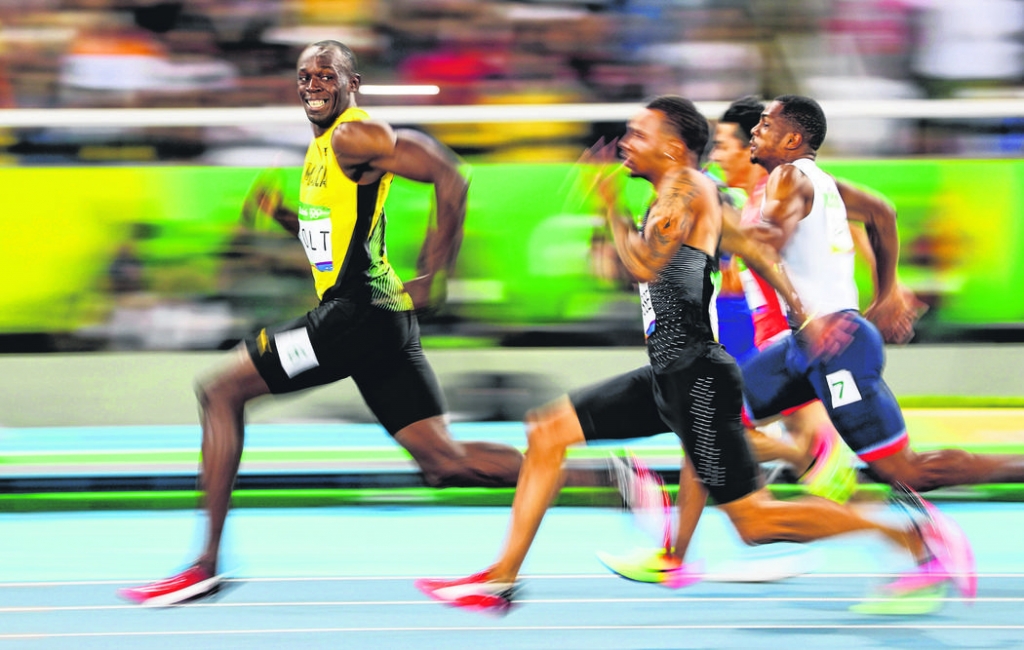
[850,583,948,616]
[117,572,225,608]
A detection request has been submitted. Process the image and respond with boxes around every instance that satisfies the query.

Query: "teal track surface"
[2,423,1023,648]
[3,504,1024,648]
[0,422,678,496]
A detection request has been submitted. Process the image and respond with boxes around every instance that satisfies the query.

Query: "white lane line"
[2,595,1021,613]
[4,623,1024,639]
[3,573,1024,587]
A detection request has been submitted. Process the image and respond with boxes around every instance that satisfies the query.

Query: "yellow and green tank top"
[298,106,412,311]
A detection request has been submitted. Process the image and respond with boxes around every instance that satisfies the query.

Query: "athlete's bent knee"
[721,492,791,546]
[524,400,583,456]
[420,462,463,488]
[730,517,774,546]
[409,443,467,488]
[197,377,231,410]
[414,440,522,489]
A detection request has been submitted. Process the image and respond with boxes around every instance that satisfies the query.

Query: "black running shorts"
[571,345,760,505]
[245,300,445,435]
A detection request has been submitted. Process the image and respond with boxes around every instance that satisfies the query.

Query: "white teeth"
[308,100,326,108]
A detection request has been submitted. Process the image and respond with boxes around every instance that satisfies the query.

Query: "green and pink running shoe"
[597,547,703,589]
[602,452,702,589]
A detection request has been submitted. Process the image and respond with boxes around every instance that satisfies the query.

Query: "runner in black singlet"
[416,96,940,614]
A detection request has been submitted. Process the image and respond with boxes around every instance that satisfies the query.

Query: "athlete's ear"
[784,130,803,151]
[666,139,685,163]
[348,73,361,92]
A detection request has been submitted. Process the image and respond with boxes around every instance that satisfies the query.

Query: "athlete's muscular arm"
[836,181,899,301]
[604,171,699,283]
[850,223,878,294]
[272,206,300,237]
[381,130,467,278]
[331,122,467,307]
[748,164,813,251]
[837,180,924,343]
[241,171,300,236]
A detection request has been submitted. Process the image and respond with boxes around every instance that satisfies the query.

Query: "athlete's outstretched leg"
[669,454,709,561]
[395,416,523,488]
[195,350,272,573]
[868,446,1024,492]
[720,488,925,559]
[488,396,586,581]
[746,401,842,476]
[411,396,588,610]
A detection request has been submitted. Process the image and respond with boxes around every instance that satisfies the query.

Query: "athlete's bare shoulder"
[651,167,720,256]
[762,161,814,225]
[691,167,722,205]
[330,119,396,166]
[768,161,801,184]
[768,162,813,196]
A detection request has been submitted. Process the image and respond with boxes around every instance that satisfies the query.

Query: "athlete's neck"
[744,166,768,198]
[762,151,815,175]
[311,101,358,138]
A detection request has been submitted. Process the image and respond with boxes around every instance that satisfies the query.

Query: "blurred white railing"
[1,98,1022,128]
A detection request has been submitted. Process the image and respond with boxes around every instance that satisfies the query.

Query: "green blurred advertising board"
[1,160,1021,344]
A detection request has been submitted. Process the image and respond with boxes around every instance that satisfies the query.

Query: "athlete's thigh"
[780,398,830,445]
[351,311,446,435]
[570,366,669,442]
[654,348,760,505]
[808,316,907,460]
[740,335,817,421]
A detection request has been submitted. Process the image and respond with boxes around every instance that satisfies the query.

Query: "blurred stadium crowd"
[1,0,1022,353]
[0,0,1023,163]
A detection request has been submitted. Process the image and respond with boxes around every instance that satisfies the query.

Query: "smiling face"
[296,45,359,133]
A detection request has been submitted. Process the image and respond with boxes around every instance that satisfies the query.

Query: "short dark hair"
[773,94,827,151]
[720,95,765,145]
[308,40,359,73]
[646,95,709,157]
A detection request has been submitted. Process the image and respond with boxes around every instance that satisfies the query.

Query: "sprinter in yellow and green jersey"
[119,40,525,607]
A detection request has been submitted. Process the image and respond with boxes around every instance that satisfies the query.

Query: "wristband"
[797,312,819,333]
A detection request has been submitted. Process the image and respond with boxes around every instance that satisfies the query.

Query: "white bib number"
[639,282,656,338]
[826,369,862,408]
[298,202,333,272]
[276,327,319,378]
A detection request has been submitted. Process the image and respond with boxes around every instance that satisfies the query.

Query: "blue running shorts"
[740,313,909,461]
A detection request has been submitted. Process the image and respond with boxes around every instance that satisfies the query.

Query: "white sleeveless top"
[771,158,858,316]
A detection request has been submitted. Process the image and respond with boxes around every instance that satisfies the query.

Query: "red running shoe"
[415,570,517,615]
[117,565,223,607]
